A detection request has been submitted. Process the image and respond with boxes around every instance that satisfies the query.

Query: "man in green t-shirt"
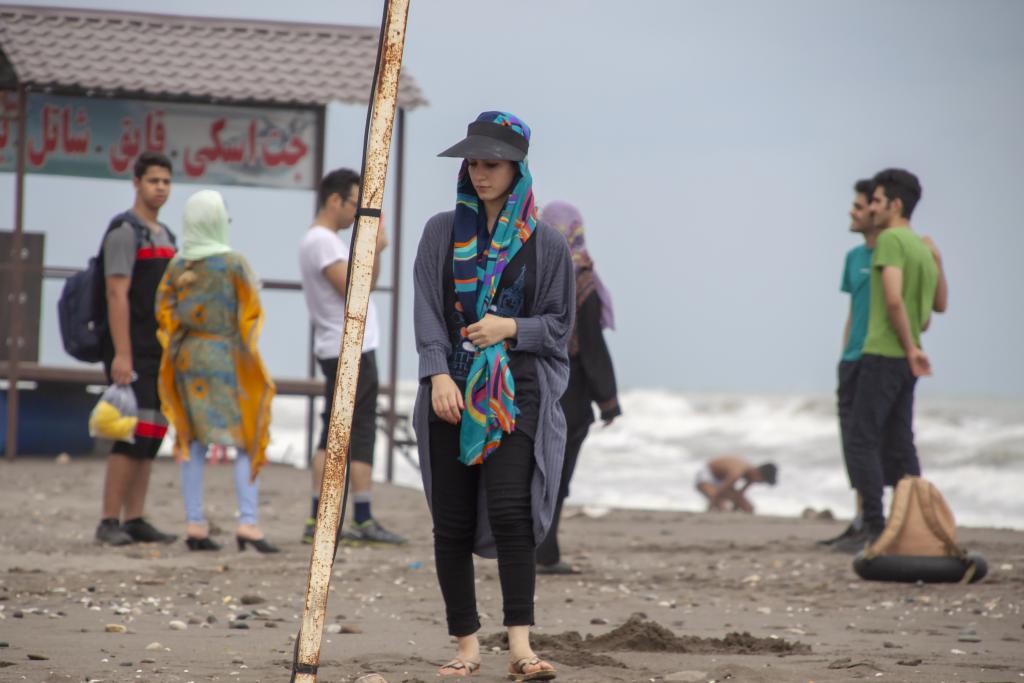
[838,168,949,551]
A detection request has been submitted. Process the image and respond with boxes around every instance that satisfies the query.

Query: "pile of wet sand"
[481,613,810,667]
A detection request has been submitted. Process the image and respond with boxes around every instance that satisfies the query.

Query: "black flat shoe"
[185,536,221,551]
[236,536,280,554]
[123,518,178,544]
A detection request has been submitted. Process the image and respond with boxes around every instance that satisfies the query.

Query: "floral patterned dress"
[156,252,275,476]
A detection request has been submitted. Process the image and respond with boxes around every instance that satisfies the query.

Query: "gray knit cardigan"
[412,210,575,558]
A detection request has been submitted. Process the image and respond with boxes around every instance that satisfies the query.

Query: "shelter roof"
[0,4,427,109]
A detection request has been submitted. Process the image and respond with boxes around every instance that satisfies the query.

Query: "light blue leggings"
[180,441,259,526]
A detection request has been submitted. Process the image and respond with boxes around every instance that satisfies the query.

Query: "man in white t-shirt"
[298,168,405,545]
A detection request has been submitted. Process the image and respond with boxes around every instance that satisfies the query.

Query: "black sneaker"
[833,525,882,555]
[122,518,178,544]
[345,519,407,546]
[816,521,861,547]
[95,520,133,546]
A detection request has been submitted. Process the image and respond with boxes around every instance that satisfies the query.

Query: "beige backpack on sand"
[864,476,964,559]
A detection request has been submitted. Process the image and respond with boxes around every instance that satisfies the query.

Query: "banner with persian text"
[0,92,318,190]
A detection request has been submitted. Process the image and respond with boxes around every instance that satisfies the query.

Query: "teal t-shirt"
[863,227,939,358]
[840,244,873,361]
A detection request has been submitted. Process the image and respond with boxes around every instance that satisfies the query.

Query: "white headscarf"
[181,190,232,261]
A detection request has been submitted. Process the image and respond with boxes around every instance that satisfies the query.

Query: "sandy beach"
[0,457,1021,683]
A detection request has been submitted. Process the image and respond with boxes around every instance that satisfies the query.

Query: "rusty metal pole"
[5,85,28,461]
[291,1,410,681]
[385,107,405,483]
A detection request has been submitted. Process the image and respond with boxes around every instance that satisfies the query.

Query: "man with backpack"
[94,152,179,546]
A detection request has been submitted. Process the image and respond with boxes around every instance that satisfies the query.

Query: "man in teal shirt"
[839,168,948,550]
[819,179,876,548]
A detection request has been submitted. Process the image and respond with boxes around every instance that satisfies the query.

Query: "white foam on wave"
[254,387,1024,531]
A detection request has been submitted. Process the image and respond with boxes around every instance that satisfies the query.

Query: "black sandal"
[185,536,221,551]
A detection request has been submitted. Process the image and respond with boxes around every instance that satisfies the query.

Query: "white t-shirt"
[298,225,379,359]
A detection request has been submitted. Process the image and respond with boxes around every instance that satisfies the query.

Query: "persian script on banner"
[0,92,318,190]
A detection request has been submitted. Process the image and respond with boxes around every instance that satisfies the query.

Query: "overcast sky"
[4,0,1023,399]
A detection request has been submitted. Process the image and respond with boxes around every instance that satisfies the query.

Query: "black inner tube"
[853,551,988,584]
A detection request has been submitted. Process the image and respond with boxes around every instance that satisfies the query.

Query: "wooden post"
[291,1,411,681]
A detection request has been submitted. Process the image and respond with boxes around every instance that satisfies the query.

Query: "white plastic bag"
[88,383,139,443]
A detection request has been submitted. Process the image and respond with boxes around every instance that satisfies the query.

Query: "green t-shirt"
[863,227,938,358]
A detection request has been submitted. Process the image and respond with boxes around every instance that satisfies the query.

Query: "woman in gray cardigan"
[413,111,574,680]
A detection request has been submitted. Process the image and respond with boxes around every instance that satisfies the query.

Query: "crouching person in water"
[695,456,778,513]
[413,111,574,680]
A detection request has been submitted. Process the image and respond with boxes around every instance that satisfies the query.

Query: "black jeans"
[846,354,921,529]
[536,424,589,566]
[836,360,860,488]
[429,422,536,636]
[838,359,905,491]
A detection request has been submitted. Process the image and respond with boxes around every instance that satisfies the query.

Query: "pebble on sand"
[145,642,163,651]
[169,620,188,631]
[326,623,342,634]
[105,624,128,633]
[27,653,49,661]
[958,626,981,643]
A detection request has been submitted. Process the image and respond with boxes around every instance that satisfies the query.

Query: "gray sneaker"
[95,520,133,546]
[345,519,407,546]
[303,518,360,545]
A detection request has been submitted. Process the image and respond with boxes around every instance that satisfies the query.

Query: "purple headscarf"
[540,200,615,330]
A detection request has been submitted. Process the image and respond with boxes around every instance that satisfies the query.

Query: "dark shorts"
[317,351,378,465]
[102,355,166,460]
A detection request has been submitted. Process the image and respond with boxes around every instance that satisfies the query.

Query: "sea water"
[259,386,1024,531]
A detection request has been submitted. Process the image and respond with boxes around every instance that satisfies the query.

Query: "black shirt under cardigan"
[432,230,540,438]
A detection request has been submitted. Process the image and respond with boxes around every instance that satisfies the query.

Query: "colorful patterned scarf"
[452,112,536,465]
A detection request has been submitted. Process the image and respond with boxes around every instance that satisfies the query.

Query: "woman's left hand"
[466,314,517,349]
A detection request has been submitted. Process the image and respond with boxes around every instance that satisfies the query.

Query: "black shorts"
[102,355,166,460]
[317,351,378,465]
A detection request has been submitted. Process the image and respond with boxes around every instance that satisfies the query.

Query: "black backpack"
[57,212,174,363]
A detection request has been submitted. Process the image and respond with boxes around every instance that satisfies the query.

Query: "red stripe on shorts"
[135,421,168,439]
[136,246,176,261]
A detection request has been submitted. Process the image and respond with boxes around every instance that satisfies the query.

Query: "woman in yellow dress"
[157,190,277,552]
